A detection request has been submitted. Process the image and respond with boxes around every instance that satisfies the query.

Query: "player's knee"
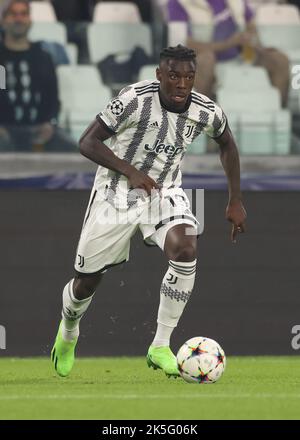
[171,244,197,262]
[73,273,103,300]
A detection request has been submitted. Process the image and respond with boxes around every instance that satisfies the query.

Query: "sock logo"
[65,307,77,318]
[166,273,178,285]
[77,254,85,268]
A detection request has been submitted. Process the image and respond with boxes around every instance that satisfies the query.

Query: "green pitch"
[0,356,300,420]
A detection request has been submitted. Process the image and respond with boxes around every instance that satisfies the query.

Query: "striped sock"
[152,259,197,347]
[61,279,94,342]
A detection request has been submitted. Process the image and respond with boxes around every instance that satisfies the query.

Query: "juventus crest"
[184,124,195,139]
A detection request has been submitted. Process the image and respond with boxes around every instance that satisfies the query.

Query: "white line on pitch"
[0,394,300,400]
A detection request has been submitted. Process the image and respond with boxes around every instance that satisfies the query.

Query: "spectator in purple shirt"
[168,0,290,107]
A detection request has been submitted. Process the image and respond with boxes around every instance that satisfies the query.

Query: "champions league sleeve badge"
[110,99,124,116]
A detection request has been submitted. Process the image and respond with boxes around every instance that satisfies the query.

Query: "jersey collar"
[158,90,192,114]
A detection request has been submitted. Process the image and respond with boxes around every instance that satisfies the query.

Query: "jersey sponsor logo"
[144,139,183,158]
[110,99,124,116]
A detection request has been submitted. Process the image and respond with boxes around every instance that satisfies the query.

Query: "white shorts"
[74,187,199,274]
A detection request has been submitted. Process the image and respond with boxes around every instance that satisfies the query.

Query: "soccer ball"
[177,336,226,384]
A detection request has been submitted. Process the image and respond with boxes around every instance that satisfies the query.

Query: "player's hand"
[225,198,247,243]
[127,168,161,196]
[228,31,253,49]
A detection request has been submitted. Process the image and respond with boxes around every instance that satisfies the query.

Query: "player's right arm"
[79,117,160,196]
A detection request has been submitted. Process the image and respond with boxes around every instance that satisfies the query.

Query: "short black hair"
[159,44,196,64]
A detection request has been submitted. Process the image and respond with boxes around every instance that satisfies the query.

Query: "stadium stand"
[138,64,157,82]
[93,1,142,23]
[87,23,152,64]
[255,3,300,25]
[254,4,300,113]
[218,86,291,154]
[65,43,78,65]
[29,0,57,22]
[28,22,78,64]
[29,21,67,45]
[57,65,111,140]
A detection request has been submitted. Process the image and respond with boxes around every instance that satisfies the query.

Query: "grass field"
[0,357,300,420]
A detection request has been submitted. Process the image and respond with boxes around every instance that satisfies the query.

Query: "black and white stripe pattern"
[191,92,215,112]
[114,96,139,132]
[157,110,189,186]
[171,110,210,180]
[190,109,210,143]
[211,110,227,138]
[139,107,169,175]
[171,148,186,183]
[155,214,198,231]
[169,260,197,277]
[161,283,192,303]
[118,86,132,96]
[106,96,153,207]
[135,82,160,97]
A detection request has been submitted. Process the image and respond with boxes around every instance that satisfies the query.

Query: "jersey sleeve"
[204,103,227,139]
[97,86,139,134]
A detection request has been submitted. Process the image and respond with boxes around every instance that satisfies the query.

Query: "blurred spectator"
[50,0,93,64]
[168,0,290,107]
[0,0,77,151]
[287,0,300,9]
[51,0,94,21]
[39,40,70,67]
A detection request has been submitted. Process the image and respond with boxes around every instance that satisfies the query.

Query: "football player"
[51,45,246,378]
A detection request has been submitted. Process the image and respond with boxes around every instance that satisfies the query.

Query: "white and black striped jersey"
[95,80,227,205]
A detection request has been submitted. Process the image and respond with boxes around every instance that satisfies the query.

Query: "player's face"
[156,59,196,111]
[3,3,31,38]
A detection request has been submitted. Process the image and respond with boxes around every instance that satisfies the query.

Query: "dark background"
[0,190,299,357]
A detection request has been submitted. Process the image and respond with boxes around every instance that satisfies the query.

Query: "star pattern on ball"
[216,348,225,367]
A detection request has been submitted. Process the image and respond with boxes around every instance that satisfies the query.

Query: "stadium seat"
[30,1,57,22]
[217,64,271,90]
[29,22,67,45]
[218,88,291,154]
[219,88,281,113]
[138,65,157,82]
[258,25,300,52]
[65,44,78,65]
[167,22,188,47]
[249,0,285,11]
[255,4,300,25]
[168,22,213,47]
[93,1,142,23]
[257,24,300,113]
[87,23,152,64]
[57,65,111,140]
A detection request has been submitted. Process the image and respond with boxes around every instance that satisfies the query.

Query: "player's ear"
[156,67,162,82]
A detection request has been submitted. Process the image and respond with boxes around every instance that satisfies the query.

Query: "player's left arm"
[214,125,247,243]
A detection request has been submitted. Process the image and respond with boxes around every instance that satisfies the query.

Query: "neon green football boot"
[51,321,78,377]
[147,345,180,378]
